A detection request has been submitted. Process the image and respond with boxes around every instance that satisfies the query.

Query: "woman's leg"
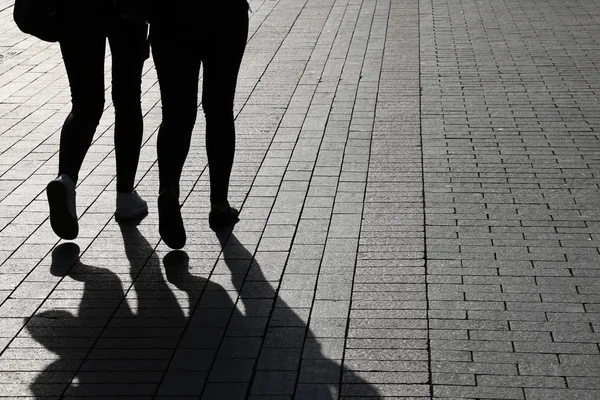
[151,33,202,248]
[58,35,106,183]
[151,36,202,194]
[108,18,148,194]
[201,7,249,206]
[48,30,107,240]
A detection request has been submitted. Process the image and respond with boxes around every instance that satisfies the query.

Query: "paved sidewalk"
[0,0,599,398]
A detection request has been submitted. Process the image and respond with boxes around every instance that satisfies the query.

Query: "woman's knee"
[202,102,234,123]
[71,98,104,126]
[112,85,142,114]
[114,99,142,122]
[163,108,198,134]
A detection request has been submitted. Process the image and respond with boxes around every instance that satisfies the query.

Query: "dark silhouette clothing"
[150,4,248,204]
[148,1,249,36]
[58,7,147,192]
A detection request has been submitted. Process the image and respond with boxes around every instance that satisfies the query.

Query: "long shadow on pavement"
[26,226,381,398]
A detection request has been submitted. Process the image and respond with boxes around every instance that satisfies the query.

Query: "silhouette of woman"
[149,1,250,249]
[46,1,149,240]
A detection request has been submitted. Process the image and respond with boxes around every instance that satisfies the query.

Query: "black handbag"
[13,0,63,42]
[115,0,149,22]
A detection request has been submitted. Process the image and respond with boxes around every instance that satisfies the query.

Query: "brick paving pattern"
[0,0,598,398]
[421,0,600,398]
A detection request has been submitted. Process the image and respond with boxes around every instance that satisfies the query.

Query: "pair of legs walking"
[47,16,148,240]
[151,8,249,248]
[48,5,249,248]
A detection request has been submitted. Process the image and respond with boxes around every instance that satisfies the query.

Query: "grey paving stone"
[421,0,600,396]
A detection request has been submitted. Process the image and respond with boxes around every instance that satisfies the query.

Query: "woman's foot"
[115,190,148,221]
[158,189,186,249]
[46,174,78,240]
[209,202,240,232]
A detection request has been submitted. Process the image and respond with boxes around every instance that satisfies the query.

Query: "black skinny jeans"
[150,7,249,204]
[59,14,147,192]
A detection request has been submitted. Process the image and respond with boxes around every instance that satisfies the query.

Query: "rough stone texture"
[421,0,600,399]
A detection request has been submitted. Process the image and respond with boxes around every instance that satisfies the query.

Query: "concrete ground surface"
[0,0,599,398]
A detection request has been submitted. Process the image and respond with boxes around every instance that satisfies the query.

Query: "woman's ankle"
[159,185,180,198]
[211,201,230,212]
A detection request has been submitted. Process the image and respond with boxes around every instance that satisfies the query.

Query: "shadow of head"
[50,242,80,277]
[163,250,190,284]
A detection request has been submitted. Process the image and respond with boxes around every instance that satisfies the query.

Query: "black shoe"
[158,189,186,249]
[47,174,78,240]
[209,206,240,232]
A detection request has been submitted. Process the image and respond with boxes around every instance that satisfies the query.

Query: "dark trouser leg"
[58,34,106,183]
[151,36,202,194]
[108,19,148,193]
[201,8,249,205]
